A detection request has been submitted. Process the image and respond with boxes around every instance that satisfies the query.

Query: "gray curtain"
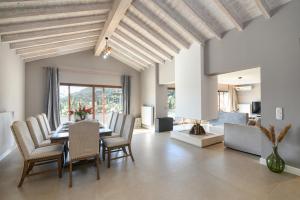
[45,67,60,129]
[121,75,131,115]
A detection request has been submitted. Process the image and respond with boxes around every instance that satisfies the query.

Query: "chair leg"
[128,144,135,162]
[99,140,101,154]
[122,147,128,155]
[69,161,72,188]
[102,146,106,161]
[95,155,100,180]
[18,161,28,187]
[57,155,62,178]
[64,141,68,162]
[27,161,34,175]
[107,148,111,168]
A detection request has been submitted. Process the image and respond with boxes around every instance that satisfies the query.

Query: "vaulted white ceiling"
[0,0,291,71]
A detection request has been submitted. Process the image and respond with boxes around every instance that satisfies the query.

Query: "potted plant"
[68,103,93,122]
[258,124,292,173]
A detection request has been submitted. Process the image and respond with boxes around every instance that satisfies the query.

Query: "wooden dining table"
[50,123,113,143]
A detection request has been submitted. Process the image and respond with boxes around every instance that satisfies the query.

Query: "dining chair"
[11,121,63,187]
[26,117,52,148]
[68,121,100,187]
[41,113,53,134]
[109,112,118,132]
[108,112,115,128]
[102,113,125,139]
[102,115,135,168]
[36,114,51,139]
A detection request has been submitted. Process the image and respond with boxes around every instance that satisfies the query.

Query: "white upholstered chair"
[68,121,100,187]
[102,115,135,168]
[11,121,63,187]
[36,114,51,139]
[26,117,52,148]
[109,112,118,132]
[41,113,53,134]
[108,112,114,128]
[101,113,125,139]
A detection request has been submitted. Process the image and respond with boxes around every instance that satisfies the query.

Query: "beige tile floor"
[0,130,300,200]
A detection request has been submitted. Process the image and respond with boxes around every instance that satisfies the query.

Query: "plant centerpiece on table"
[68,103,93,121]
[258,124,292,173]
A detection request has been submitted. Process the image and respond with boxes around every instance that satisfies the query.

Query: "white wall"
[237,84,261,104]
[159,59,175,84]
[140,66,156,108]
[156,66,168,118]
[25,50,141,117]
[140,65,168,126]
[205,0,300,167]
[175,43,217,120]
[140,65,169,117]
[0,42,25,159]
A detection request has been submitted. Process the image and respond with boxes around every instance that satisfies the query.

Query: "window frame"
[167,87,175,118]
[60,83,122,121]
[217,90,229,112]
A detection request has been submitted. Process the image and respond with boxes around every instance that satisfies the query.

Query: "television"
[252,101,261,114]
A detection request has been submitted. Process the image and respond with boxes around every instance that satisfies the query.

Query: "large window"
[59,83,122,124]
[168,88,175,118]
[218,91,229,112]
[95,87,123,124]
[59,85,69,123]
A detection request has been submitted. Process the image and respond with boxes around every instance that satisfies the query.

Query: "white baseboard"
[0,146,16,162]
[259,158,300,176]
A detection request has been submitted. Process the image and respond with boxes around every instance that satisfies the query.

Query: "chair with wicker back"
[102,115,135,168]
[68,120,100,187]
[102,113,125,139]
[41,113,53,134]
[26,117,52,148]
[109,112,118,132]
[11,121,63,187]
[36,114,51,140]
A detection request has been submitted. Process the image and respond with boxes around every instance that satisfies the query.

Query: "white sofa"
[224,123,261,156]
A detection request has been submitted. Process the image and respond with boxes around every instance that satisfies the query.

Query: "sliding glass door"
[95,87,122,124]
[59,84,122,125]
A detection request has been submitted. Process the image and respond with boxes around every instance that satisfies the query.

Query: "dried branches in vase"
[258,124,292,173]
[258,124,291,146]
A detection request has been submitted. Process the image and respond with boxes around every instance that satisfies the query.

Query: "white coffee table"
[170,124,224,147]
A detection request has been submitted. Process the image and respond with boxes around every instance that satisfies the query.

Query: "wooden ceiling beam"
[118,22,172,61]
[113,30,164,64]
[94,0,132,56]
[183,0,222,40]
[132,1,190,49]
[16,38,97,55]
[111,35,155,66]
[22,42,95,59]
[0,3,111,25]
[1,23,103,43]
[255,0,271,19]
[152,0,205,44]
[111,52,144,71]
[0,2,111,21]
[0,15,106,35]
[10,30,100,49]
[0,0,110,9]
[23,46,94,63]
[125,11,179,55]
[109,41,150,67]
[212,0,243,31]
